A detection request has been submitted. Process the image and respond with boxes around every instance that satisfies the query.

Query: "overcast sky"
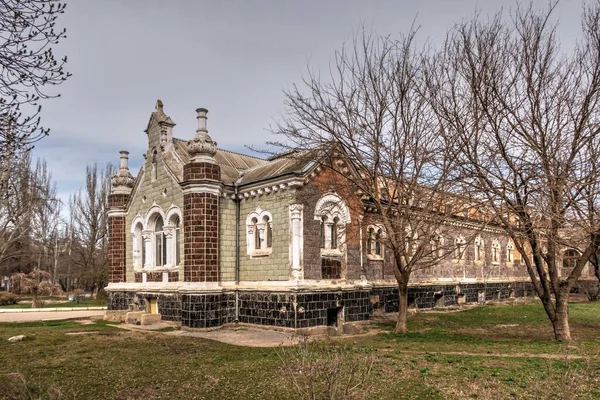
[31,0,583,204]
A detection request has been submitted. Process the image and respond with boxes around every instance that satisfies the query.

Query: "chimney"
[196,108,208,133]
[119,151,129,169]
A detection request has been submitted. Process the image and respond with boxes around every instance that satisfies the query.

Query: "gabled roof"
[236,150,315,185]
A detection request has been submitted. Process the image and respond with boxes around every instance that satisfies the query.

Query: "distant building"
[105,101,589,329]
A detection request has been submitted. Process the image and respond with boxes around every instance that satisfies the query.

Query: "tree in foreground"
[274,30,482,334]
[0,0,70,157]
[429,2,600,340]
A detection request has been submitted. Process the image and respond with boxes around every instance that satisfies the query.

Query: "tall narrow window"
[320,216,327,248]
[134,223,143,268]
[151,150,158,182]
[454,236,466,261]
[252,217,261,249]
[174,216,181,266]
[263,215,272,248]
[375,228,382,256]
[492,240,500,263]
[474,236,484,262]
[331,217,339,249]
[155,215,166,267]
[246,208,274,256]
[367,229,373,254]
[507,240,514,263]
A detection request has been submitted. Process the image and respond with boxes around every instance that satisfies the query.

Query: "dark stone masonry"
[107,281,537,329]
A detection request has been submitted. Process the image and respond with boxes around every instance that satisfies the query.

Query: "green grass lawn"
[0,299,106,309]
[1,301,599,400]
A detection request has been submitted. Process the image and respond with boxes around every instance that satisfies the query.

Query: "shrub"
[70,289,85,303]
[32,299,46,308]
[0,292,19,306]
[38,280,63,297]
[277,337,374,400]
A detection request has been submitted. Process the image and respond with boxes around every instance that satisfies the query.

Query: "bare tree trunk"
[552,292,571,342]
[395,280,409,334]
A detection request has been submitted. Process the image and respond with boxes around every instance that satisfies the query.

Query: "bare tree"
[274,30,479,333]
[429,2,600,341]
[0,152,35,271]
[68,163,112,296]
[0,0,71,156]
[0,154,61,278]
[30,158,62,274]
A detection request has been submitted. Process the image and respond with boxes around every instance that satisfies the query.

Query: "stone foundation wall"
[107,281,537,329]
[370,281,537,313]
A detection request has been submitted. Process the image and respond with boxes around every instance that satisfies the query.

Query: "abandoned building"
[105,101,592,329]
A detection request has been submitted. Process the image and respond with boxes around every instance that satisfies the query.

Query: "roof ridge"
[173,137,267,162]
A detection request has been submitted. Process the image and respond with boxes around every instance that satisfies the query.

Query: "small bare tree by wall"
[274,29,481,334]
[429,2,600,341]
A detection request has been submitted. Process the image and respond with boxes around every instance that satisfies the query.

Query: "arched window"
[133,222,143,269]
[246,207,273,256]
[563,249,579,269]
[151,149,158,182]
[491,239,501,264]
[314,193,350,279]
[474,236,484,262]
[252,217,261,249]
[366,225,384,258]
[154,215,167,267]
[454,236,466,261]
[320,216,327,249]
[264,215,272,248]
[507,240,515,263]
[375,228,383,256]
[430,234,444,258]
[173,215,181,266]
[331,217,340,249]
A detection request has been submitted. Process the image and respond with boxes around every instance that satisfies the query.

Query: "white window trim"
[131,216,145,271]
[366,224,385,261]
[314,193,350,257]
[507,240,515,263]
[165,205,182,267]
[474,235,484,264]
[491,239,501,265]
[246,206,273,257]
[454,236,466,262]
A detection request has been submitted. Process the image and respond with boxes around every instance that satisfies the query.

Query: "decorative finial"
[111,151,135,194]
[156,99,164,112]
[188,108,217,162]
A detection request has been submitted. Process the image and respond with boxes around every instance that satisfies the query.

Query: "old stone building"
[105,101,587,329]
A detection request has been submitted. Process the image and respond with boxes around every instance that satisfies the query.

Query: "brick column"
[108,193,129,283]
[182,162,221,282]
[107,150,135,284]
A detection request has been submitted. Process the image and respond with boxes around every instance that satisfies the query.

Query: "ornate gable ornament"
[111,151,135,194]
[188,108,217,163]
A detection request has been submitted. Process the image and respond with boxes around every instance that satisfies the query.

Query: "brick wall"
[108,215,126,283]
[108,193,129,283]
[183,192,219,282]
[183,162,220,181]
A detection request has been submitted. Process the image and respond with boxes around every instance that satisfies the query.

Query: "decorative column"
[180,108,221,282]
[108,151,135,283]
[290,204,304,280]
[142,230,153,267]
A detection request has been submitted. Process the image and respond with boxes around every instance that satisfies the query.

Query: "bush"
[0,292,19,306]
[277,337,374,400]
[38,280,63,297]
[96,288,108,302]
[70,289,85,303]
[32,299,46,308]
